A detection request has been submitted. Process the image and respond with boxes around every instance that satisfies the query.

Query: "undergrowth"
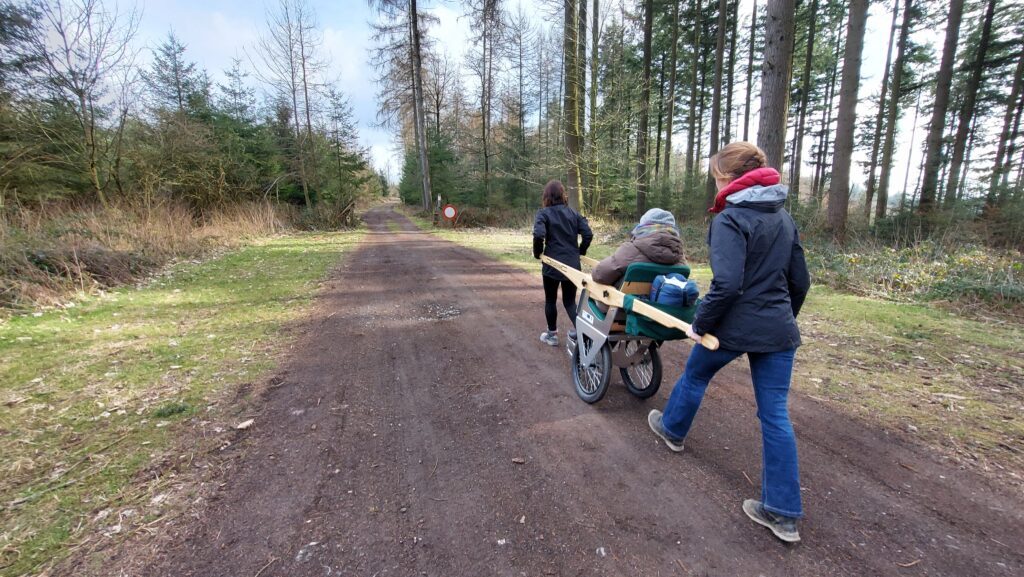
[0,201,297,311]
[0,200,365,313]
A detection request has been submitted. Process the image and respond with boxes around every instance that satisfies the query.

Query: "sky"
[134,0,931,196]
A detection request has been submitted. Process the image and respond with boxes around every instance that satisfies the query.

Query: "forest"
[385,0,1024,248]
[1,0,1023,309]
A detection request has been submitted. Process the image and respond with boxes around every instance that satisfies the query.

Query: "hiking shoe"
[743,499,801,543]
[540,331,559,346]
[647,410,685,452]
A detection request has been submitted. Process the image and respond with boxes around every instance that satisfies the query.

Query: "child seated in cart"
[592,208,686,287]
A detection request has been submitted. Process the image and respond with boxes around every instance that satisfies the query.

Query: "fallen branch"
[742,471,754,486]
[254,557,278,577]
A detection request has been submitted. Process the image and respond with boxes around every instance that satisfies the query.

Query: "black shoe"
[743,499,801,543]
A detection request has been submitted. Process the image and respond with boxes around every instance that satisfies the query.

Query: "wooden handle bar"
[541,255,719,351]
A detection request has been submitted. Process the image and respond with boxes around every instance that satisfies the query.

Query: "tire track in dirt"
[140,206,1023,577]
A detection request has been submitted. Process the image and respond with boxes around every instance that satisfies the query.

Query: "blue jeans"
[661,345,803,519]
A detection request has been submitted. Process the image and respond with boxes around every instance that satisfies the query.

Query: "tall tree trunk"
[685,0,701,177]
[577,0,587,198]
[743,0,756,142]
[655,53,666,180]
[943,0,996,208]
[791,0,819,206]
[706,0,728,204]
[827,0,868,239]
[877,0,913,220]
[283,7,310,208]
[590,0,600,208]
[481,17,491,197]
[636,0,654,217]
[863,0,898,220]
[1001,75,1024,201]
[696,45,708,174]
[958,114,979,201]
[298,15,318,206]
[989,48,1024,205]
[899,90,922,213]
[563,0,584,209]
[918,0,965,213]
[814,25,842,201]
[664,0,680,179]
[724,0,737,145]
[410,0,433,211]
[757,0,796,169]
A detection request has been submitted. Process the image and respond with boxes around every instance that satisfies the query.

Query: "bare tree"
[467,0,504,197]
[369,0,433,211]
[27,0,139,206]
[254,0,312,206]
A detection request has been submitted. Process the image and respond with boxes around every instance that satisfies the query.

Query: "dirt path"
[139,206,1022,577]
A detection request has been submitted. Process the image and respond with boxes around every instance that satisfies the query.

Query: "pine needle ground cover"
[416,219,1024,488]
[0,232,363,576]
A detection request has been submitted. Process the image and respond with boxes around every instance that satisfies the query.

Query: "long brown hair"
[542,180,568,207]
[710,141,768,181]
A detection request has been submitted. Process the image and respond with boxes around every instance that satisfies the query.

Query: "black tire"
[619,340,662,399]
[572,334,612,404]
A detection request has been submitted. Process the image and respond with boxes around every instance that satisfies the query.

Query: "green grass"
[409,214,1024,484]
[0,231,364,576]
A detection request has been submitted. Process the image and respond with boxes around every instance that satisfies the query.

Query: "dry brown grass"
[0,200,299,311]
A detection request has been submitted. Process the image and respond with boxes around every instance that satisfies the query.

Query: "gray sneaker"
[539,331,559,346]
[743,499,801,543]
[647,410,685,452]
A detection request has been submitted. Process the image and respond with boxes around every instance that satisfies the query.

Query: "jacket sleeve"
[691,215,746,336]
[577,213,593,256]
[592,243,631,285]
[532,211,546,259]
[788,229,811,317]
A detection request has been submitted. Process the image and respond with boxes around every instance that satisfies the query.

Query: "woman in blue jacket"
[533,180,593,346]
[646,142,811,543]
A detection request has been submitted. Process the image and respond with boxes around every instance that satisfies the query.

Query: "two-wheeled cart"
[542,255,719,404]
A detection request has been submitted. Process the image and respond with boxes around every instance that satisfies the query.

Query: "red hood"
[709,167,781,214]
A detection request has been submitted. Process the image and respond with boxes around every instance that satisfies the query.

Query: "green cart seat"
[586,261,698,340]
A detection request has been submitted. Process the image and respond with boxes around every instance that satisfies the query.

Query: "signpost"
[441,204,457,221]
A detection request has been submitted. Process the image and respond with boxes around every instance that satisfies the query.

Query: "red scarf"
[708,167,781,213]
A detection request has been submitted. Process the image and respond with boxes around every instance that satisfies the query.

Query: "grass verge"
[409,215,1024,487]
[0,231,363,576]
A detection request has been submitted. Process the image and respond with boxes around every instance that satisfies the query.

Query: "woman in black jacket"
[646,142,811,543]
[533,180,593,346]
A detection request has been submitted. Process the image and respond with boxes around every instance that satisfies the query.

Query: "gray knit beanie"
[638,208,676,228]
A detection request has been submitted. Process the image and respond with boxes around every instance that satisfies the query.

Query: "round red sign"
[442,204,457,220]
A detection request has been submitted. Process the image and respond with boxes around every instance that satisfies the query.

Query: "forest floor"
[56,203,1019,577]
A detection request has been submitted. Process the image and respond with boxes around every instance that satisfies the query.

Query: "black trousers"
[543,275,578,331]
